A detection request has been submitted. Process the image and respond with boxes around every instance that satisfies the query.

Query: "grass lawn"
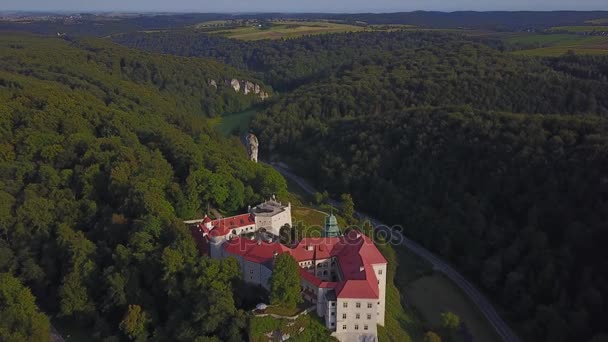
[249,313,337,342]
[505,33,608,56]
[264,303,311,317]
[210,20,364,41]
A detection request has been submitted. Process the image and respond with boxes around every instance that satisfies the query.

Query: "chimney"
[306,245,313,251]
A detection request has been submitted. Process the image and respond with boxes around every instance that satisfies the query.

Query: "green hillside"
[0,34,285,341]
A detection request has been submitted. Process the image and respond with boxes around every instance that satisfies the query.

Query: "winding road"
[268,162,521,342]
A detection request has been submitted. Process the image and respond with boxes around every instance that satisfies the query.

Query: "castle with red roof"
[189,200,387,342]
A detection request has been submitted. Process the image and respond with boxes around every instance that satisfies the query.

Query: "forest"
[3,14,608,341]
[246,36,608,342]
[0,34,286,341]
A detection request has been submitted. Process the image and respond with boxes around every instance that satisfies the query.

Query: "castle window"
[356,302,361,308]
[368,303,372,309]
[367,314,371,320]
[331,302,336,307]
[356,314,360,319]
[379,269,383,275]
[342,313,346,319]
[343,302,348,308]
[342,325,346,330]
[355,325,359,330]
[364,325,368,330]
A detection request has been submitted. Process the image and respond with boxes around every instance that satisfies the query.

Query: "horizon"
[2,0,608,14]
[3,9,608,16]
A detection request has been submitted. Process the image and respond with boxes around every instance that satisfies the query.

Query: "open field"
[506,33,608,56]
[586,18,608,24]
[548,25,608,33]
[207,108,257,136]
[210,20,365,41]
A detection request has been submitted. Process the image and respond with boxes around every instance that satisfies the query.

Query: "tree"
[269,253,301,309]
[441,311,460,330]
[424,331,442,342]
[314,192,323,205]
[0,273,50,341]
[120,304,149,341]
[340,193,355,224]
[279,224,294,245]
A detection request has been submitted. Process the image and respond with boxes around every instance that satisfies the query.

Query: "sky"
[2,0,607,13]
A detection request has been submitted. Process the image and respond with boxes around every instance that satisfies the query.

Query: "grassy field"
[249,313,337,342]
[207,108,258,136]
[210,20,365,41]
[586,18,608,25]
[506,33,608,56]
[548,25,608,33]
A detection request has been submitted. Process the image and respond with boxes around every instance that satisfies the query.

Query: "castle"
[189,199,387,342]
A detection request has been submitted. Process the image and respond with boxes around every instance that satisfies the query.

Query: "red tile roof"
[224,237,289,264]
[222,230,387,300]
[208,213,256,237]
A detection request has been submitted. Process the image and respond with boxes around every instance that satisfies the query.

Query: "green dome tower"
[323,212,342,238]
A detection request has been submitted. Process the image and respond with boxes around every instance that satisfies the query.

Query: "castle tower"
[322,213,341,238]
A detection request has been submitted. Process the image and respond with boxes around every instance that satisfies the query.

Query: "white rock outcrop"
[245,133,259,163]
[230,78,241,92]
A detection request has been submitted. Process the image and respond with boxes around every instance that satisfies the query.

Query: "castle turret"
[322,214,341,238]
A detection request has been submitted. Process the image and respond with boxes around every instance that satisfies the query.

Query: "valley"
[1,9,608,342]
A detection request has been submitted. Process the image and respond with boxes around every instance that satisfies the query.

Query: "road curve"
[268,162,521,342]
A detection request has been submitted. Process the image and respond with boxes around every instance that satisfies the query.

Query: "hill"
[0,34,285,341]
[244,34,608,342]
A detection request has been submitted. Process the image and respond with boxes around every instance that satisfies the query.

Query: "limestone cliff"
[219,78,269,100]
[244,133,259,163]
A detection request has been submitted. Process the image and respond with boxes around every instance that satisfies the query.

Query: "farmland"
[548,25,608,33]
[208,20,365,40]
[505,33,608,56]
[586,18,608,24]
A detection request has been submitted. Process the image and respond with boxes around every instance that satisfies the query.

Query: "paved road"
[268,162,521,342]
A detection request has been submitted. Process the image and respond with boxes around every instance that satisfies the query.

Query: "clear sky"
[2,0,607,13]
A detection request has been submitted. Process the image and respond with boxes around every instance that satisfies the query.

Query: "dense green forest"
[4,19,608,342]
[113,30,506,91]
[247,38,608,342]
[259,107,608,341]
[115,28,608,341]
[0,34,286,341]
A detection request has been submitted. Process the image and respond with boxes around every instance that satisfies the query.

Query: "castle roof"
[208,213,256,237]
[223,230,387,300]
[224,237,289,264]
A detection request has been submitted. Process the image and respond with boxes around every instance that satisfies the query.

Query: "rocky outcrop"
[243,81,256,95]
[223,78,269,100]
[230,79,241,92]
[245,133,259,163]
